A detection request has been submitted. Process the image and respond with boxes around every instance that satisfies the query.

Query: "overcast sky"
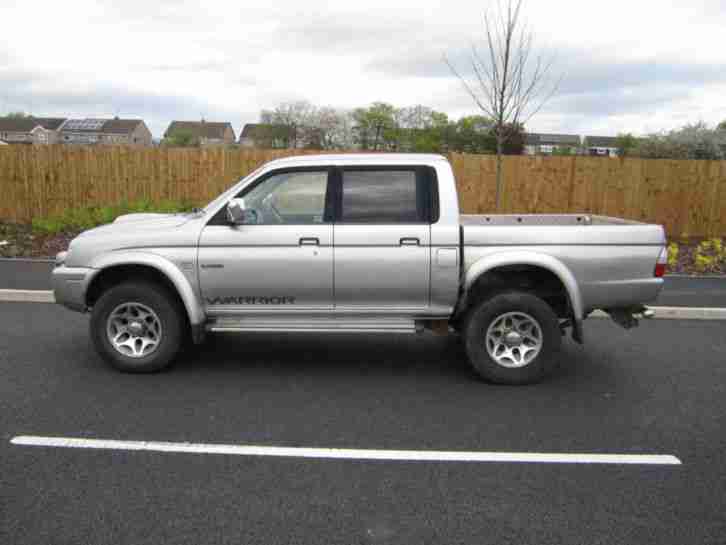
[2,0,725,138]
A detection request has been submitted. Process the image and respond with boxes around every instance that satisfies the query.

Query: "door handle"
[399,237,420,246]
[299,237,320,246]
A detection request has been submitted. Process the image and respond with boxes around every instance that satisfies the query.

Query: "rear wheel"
[90,282,184,373]
[463,291,561,384]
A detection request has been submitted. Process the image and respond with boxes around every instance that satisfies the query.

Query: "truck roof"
[264,153,449,168]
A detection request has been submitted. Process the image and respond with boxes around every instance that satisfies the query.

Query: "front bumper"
[52,265,96,312]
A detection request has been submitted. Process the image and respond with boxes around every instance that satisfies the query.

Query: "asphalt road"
[1,258,725,308]
[2,303,725,544]
[657,276,726,307]
[0,259,54,290]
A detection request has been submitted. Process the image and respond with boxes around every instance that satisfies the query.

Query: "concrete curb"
[1,289,726,320]
[591,307,726,320]
[0,289,55,303]
[0,257,55,263]
[665,274,726,280]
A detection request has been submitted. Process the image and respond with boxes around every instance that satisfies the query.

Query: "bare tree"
[446,0,561,210]
[261,101,317,148]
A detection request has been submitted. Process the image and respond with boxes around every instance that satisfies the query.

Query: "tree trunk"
[495,138,504,211]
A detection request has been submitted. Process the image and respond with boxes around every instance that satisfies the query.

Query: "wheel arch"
[461,251,584,320]
[86,252,204,329]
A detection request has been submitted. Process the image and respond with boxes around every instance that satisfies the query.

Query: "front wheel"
[90,282,184,373]
[463,292,561,384]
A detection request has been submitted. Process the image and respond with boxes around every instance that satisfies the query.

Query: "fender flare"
[463,251,584,320]
[88,251,205,327]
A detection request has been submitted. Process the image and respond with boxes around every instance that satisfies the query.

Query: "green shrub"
[693,238,726,273]
[667,242,679,268]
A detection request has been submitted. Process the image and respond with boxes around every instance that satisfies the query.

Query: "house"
[584,136,619,157]
[239,123,297,148]
[0,117,67,145]
[58,118,152,146]
[524,133,582,155]
[164,120,236,147]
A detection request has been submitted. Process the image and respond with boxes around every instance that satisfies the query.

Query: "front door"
[199,168,334,314]
[333,167,432,311]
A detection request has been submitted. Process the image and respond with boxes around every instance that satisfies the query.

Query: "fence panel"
[0,146,724,239]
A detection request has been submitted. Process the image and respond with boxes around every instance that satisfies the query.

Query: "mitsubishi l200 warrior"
[52,154,667,384]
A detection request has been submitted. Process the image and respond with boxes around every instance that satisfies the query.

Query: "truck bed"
[461,214,664,247]
[460,213,666,313]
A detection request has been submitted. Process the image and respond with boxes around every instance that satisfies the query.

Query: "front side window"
[340,169,426,223]
[241,170,328,225]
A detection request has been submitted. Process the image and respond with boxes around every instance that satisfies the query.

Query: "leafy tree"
[388,106,452,152]
[2,112,29,119]
[259,102,354,149]
[615,133,638,157]
[352,102,397,150]
[313,107,354,150]
[552,145,574,156]
[163,130,197,147]
[717,120,726,131]
[261,101,317,148]
[255,100,525,154]
[634,122,725,160]
[451,116,495,153]
[498,123,526,155]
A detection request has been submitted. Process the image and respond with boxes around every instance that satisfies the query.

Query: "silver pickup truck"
[52,154,667,384]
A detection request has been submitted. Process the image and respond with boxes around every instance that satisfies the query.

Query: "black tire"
[463,291,561,385]
[90,281,184,373]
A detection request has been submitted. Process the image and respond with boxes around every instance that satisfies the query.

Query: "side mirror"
[226,198,258,225]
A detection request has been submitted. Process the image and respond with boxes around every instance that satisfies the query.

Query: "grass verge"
[30,199,195,235]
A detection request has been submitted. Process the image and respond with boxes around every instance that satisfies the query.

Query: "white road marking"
[10,436,681,465]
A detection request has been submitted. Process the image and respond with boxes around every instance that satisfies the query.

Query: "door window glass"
[242,171,328,224]
[340,169,424,223]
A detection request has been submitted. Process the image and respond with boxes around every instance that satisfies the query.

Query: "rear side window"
[340,169,429,223]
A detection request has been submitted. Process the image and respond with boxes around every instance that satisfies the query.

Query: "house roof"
[102,118,146,135]
[59,118,145,135]
[585,136,619,148]
[525,133,581,146]
[165,120,235,140]
[240,123,294,139]
[0,116,67,132]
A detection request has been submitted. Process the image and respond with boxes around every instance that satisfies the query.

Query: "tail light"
[654,247,668,278]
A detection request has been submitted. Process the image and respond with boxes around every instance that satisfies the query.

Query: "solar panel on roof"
[64,119,105,131]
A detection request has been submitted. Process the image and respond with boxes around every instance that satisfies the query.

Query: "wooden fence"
[0,145,724,239]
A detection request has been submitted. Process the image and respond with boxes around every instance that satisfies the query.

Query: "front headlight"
[55,251,68,268]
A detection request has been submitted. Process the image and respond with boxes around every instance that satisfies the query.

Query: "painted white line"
[0,289,55,303]
[10,436,681,465]
[591,307,726,320]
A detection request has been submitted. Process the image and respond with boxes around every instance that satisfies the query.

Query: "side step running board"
[207,316,420,334]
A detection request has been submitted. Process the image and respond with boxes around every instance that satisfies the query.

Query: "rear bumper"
[52,266,95,312]
[582,277,665,312]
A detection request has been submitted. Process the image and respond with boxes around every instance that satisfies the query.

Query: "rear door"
[332,166,433,311]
